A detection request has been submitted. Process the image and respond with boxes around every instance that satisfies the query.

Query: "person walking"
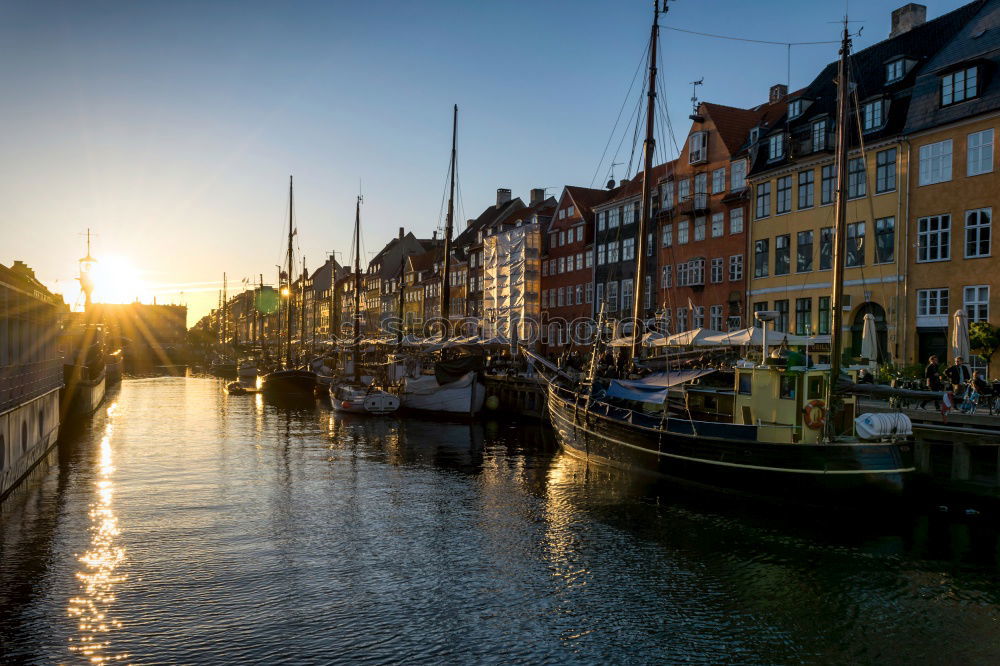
[946,356,971,397]
[920,354,943,410]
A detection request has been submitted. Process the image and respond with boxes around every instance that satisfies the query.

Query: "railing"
[0,359,63,414]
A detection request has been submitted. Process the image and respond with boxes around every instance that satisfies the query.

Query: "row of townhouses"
[204,1,1000,374]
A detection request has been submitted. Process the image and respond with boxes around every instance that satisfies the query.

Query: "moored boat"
[331,382,400,415]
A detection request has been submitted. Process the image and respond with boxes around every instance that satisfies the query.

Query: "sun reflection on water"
[67,401,130,663]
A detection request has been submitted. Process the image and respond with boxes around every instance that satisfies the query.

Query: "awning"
[634,368,717,387]
[606,380,671,404]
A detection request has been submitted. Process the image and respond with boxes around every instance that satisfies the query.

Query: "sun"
[89,254,149,305]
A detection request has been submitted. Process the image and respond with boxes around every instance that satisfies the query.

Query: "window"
[677,262,689,287]
[645,276,652,309]
[677,307,688,332]
[731,160,747,190]
[919,140,953,185]
[576,284,584,305]
[678,178,691,201]
[688,258,705,286]
[797,230,813,272]
[647,233,654,256]
[775,176,792,214]
[542,261,548,277]
[694,217,706,242]
[576,226,584,242]
[711,213,724,237]
[755,182,771,219]
[662,182,674,210]
[730,208,744,234]
[694,173,708,199]
[596,283,604,306]
[820,227,833,270]
[862,99,885,131]
[788,99,803,118]
[678,220,689,244]
[798,170,815,209]
[876,148,897,193]
[557,287,564,307]
[693,306,705,328]
[661,264,672,288]
[622,237,635,260]
[607,282,618,312]
[608,240,620,263]
[941,66,978,106]
[918,288,949,316]
[775,300,789,333]
[768,133,784,161]
[712,167,726,193]
[559,231,566,246]
[775,234,790,275]
[818,296,830,334]
[847,157,866,199]
[886,59,905,83]
[689,131,708,163]
[711,257,723,283]
[968,129,994,176]
[629,202,639,225]
[609,207,620,228]
[586,283,593,303]
[662,223,673,247]
[966,208,991,258]
[846,222,865,267]
[729,254,743,281]
[585,251,593,268]
[754,239,769,278]
[821,164,837,205]
[795,298,812,335]
[710,305,723,331]
[875,217,895,264]
[812,119,828,151]
[917,215,951,262]
[558,257,565,274]
[597,244,606,265]
[576,253,583,271]
[598,211,606,231]
[541,290,548,308]
[965,285,989,322]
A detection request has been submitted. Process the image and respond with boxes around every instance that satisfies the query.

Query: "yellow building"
[747,3,981,364]
[901,0,1000,375]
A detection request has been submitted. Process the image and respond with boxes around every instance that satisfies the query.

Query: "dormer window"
[941,66,979,106]
[788,99,803,119]
[749,127,760,144]
[886,59,905,83]
[768,133,784,161]
[862,99,886,132]
[689,131,708,164]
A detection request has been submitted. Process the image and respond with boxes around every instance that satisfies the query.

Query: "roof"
[596,162,671,207]
[702,98,791,157]
[494,197,557,228]
[905,0,1000,133]
[564,185,612,223]
[750,0,985,175]
[454,197,525,247]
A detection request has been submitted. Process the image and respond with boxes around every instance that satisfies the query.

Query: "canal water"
[3,376,1000,664]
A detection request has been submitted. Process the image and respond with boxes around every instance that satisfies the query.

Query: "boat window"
[738,373,752,395]
[808,376,825,399]
[780,376,796,400]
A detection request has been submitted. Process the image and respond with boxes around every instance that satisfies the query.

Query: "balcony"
[677,192,709,216]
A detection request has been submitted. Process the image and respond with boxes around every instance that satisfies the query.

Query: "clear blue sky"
[0,0,970,325]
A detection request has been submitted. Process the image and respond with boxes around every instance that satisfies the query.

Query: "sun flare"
[89,254,149,305]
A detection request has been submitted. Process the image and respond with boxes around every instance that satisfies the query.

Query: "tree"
[969,321,1000,371]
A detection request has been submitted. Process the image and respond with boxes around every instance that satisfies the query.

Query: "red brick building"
[541,186,608,351]
[657,93,787,333]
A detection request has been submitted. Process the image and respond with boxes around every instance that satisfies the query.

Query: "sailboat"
[395,104,486,416]
[331,195,400,415]
[541,3,915,503]
[261,176,318,400]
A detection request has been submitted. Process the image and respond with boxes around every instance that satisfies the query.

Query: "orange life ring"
[803,399,826,429]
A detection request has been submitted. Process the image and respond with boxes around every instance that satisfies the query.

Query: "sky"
[0,0,972,326]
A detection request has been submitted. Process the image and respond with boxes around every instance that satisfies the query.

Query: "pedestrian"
[920,354,942,410]
[946,356,971,397]
[857,368,875,384]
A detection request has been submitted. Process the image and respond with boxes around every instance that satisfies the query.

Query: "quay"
[482,374,547,420]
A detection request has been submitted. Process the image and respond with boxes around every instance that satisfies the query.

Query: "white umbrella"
[860,313,879,363]
[951,309,970,362]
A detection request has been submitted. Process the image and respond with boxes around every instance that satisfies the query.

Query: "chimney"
[465,218,474,228]
[398,227,404,239]
[496,188,511,208]
[769,84,788,104]
[890,3,926,37]
[530,188,545,205]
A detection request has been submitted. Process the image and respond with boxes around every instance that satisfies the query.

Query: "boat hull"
[261,370,317,400]
[547,384,913,503]
[331,384,400,415]
[399,372,486,416]
[61,365,106,421]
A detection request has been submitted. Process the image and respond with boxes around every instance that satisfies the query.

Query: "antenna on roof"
[607,161,623,189]
[689,78,704,119]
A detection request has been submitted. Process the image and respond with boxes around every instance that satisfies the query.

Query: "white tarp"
[854,412,912,440]
[653,327,726,347]
[699,327,827,347]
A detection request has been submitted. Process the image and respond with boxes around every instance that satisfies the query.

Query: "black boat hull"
[261,370,317,400]
[547,384,914,503]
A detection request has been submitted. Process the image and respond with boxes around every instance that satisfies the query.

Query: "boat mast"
[353,195,362,383]
[827,22,852,432]
[441,104,457,334]
[286,176,294,368]
[222,272,228,350]
[397,252,407,344]
[630,0,661,360]
[301,256,307,359]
